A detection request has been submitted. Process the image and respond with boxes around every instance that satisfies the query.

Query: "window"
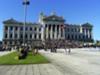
[79,35,81,39]
[86,35,88,39]
[57,25,59,31]
[5,26,8,30]
[39,34,41,39]
[30,34,32,39]
[4,41,7,44]
[10,41,12,45]
[15,34,17,39]
[67,34,70,39]
[45,24,47,27]
[75,35,77,40]
[25,34,28,39]
[90,35,92,39]
[5,33,7,38]
[86,29,88,32]
[67,28,69,32]
[20,27,23,31]
[15,41,16,44]
[25,27,28,31]
[20,34,23,39]
[83,35,85,39]
[10,34,12,38]
[34,34,37,39]
[71,35,73,39]
[10,26,13,31]
[71,28,73,32]
[30,27,32,31]
[75,29,76,32]
[39,28,41,32]
[34,27,37,31]
[20,41,23,44]
[15,26,18,31]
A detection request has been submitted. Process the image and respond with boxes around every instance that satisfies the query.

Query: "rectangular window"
[30,27,32,31]
[5,26,8,30]
[25,34,27,39]
[5,33,7,38]
[39,34,41,39]
[15,34,17,39]
[10,26,13,31]
[15,26,18,31]
[20,34,23,39]
[10,34,12,38]
[34,34,37,39]
[10,41,12,45]
[57,25,59,32]
[71,28,73,32]
[30,34,32,39]
[67,28,69,32]
[4,41,7,44]
[25,27,28,31]
[20,27,23,31]
[39,28,41,32]
[34,27,37,31]
[45,24,47,27]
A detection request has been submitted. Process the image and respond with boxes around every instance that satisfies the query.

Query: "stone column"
[55,25,57,39]
[32,34,34,39]
[37,33,39,39]
[13,27,15,45]
[59,25,61,39]
[46,25,48,39]
[88,29,91,39]
[13,27,15,39]
[41,25,44,41]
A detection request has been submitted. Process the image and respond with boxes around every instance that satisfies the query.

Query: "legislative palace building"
[3,12,93,48]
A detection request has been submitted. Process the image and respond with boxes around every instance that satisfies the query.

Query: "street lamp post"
[22,0,30,46]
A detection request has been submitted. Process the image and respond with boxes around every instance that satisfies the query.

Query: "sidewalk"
[0,64,63,75]
[40,48,100,75]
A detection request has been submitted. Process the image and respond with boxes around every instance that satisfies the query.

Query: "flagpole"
[23,0,30,46]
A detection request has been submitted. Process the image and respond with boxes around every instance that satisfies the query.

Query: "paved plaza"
[0,48,100,75]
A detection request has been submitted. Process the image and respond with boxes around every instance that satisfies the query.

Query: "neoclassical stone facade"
[3,12,93,48]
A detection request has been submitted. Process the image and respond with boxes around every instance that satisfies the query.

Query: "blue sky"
[0,0,100,41]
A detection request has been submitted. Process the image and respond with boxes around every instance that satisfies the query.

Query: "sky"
[0,0,100,41]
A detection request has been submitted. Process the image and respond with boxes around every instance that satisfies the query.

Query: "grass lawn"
[0,51,50,65]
